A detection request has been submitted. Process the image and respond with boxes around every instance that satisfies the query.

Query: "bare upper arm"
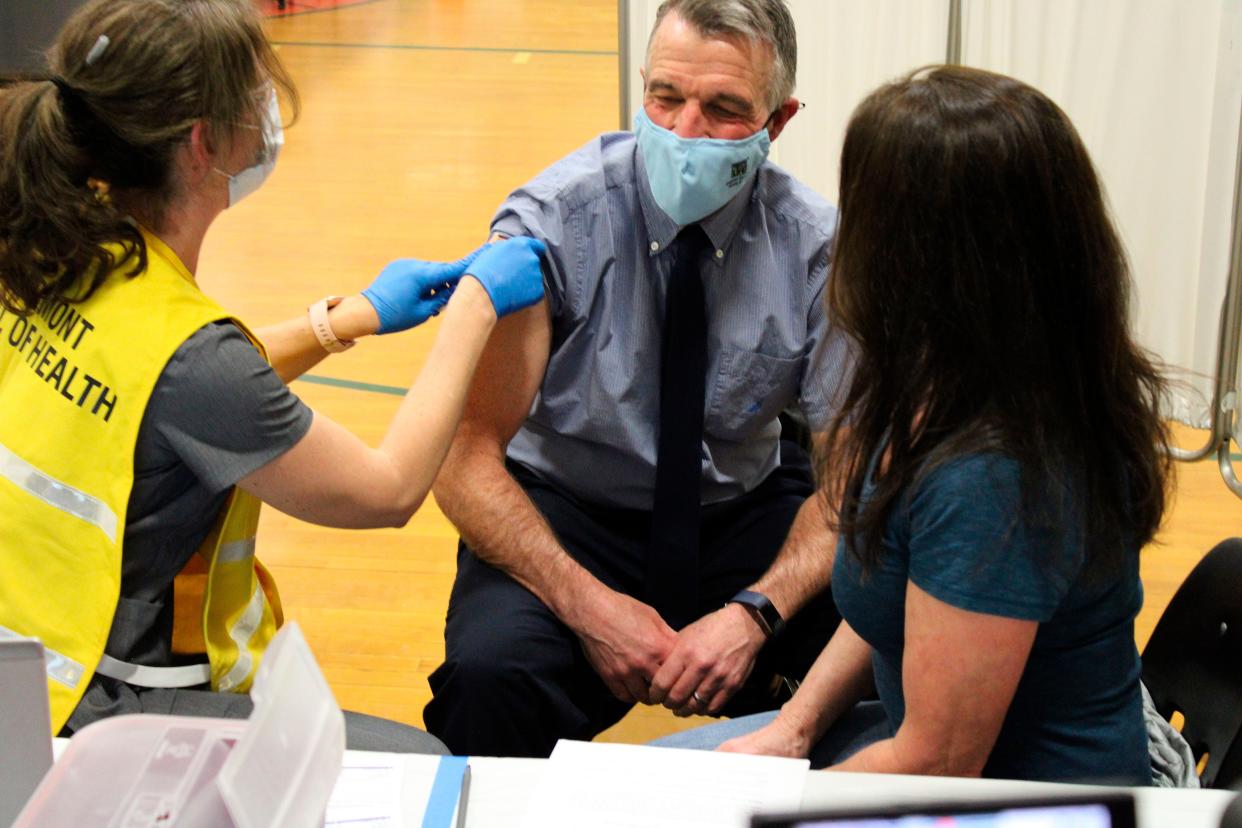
[451,297,552,454]
[896,580,1037,775]
[237,411,406,528]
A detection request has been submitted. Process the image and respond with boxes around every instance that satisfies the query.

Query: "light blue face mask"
[634,108,771,226]
[213,87,283,208]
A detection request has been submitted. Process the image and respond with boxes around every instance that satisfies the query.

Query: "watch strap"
[728,589,785,638]
[309,295,356,353]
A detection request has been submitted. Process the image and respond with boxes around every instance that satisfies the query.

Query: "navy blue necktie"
[648,225,710,629]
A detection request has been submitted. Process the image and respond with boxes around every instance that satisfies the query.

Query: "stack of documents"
[518,740,809,828]
[324,739,807,826]
[327,753,469,828]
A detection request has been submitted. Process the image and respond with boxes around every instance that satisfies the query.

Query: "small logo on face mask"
[728,161,748,186]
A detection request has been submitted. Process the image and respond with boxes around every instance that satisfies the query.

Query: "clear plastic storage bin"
[15,622,345,828]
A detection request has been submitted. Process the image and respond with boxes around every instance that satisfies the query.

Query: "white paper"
[518,740,809,828]
[326,753,405,827]
[398,754,466,827]
[464,757,546,825]
[325,752,470,828]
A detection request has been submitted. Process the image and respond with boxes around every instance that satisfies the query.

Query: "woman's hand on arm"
[833,581,1036,777]
[720,620,875,760]
[237,277,499,526]
[237,237,548,528]
[256,248,486,384]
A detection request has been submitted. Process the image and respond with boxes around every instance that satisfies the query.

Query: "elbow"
[935,755,987,778]
[890,731,989,778]
[365,452,436,528]
[429,469,462,524]
[915,747,989,779]
[382,491,428,528]
[430,468,455,505]
[432,440,498,516]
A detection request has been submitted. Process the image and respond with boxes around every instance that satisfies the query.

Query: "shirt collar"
[635,142,757,260]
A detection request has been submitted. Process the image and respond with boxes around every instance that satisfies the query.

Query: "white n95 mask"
[634,108,770,226]
[215,87,284,208]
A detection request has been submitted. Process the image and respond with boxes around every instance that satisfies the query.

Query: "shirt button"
[715,249,724,259]
[650,241,660,252]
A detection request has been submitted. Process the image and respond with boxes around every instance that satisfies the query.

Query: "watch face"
[757,602,783,636]
[732,591,782,637]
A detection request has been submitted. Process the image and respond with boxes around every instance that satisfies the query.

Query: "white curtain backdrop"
[764,0,950,200]
[959,0,1242,439]
[622,0,1242,437]
[621,0,655,129]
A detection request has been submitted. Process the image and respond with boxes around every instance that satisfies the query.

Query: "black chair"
[1142,538,1242,789]
[1222,793,1242,828]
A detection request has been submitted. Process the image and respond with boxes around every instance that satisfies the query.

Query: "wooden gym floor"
[197,0,1242,746]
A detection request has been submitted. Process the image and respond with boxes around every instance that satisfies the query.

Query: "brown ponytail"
[0,77,143,314]
[0,0,298,315]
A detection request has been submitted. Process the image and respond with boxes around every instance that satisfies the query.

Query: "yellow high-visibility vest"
[0,227,282,732]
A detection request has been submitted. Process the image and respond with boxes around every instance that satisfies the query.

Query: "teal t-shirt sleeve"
[904,455,1083,622]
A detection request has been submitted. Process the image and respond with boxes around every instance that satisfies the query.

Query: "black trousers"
[423,442,841,757]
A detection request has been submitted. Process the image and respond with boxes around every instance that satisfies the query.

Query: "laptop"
[0,637,54,826]
[752,792,1136,828]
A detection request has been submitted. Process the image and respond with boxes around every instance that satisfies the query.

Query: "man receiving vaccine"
[424,0,852,757]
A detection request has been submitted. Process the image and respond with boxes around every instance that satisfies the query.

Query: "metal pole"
[1207,98,1242,498]
[1172,98,1242,482]
[1218,439,1242,498]
[619,0,631,130]
[1216,100,1242,444]
[946,0,963,65]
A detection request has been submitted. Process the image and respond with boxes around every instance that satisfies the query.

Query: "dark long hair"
[820,66,1171,577]
[0,0,297,315]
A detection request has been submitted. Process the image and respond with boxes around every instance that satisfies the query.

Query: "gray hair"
[646,0,797,113]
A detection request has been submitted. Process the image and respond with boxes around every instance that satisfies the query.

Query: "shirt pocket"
[705,345,802,442]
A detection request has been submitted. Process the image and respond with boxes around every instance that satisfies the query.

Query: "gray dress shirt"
[492,131,851,510]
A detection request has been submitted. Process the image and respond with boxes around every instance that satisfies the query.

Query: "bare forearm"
[774,620,874,754]
[241,281,497,528]
[752,490,835,619]
[370,281,498,510]
[256,294,381,383]
[434,446,605,627]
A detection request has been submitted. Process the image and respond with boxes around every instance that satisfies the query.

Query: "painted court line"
[297,373,407,396]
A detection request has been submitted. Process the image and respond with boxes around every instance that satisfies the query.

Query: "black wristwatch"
[727,589,785,638]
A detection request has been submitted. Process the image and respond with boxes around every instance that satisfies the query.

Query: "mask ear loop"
[764,100,807,130]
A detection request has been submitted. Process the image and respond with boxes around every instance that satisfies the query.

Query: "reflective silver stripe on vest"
[216,583,265,693]
[0,441,118,543]
[0,624,85,689]
[95,654,211,689]
[217,537,256,564]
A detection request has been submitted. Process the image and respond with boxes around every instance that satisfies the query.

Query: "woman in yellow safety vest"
[0,0,545,752]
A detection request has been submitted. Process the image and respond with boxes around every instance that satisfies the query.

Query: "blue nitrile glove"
[361,246,484,334]
[465,236,547,317]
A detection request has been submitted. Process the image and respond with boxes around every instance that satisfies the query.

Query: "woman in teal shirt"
[696,66,1171,783]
